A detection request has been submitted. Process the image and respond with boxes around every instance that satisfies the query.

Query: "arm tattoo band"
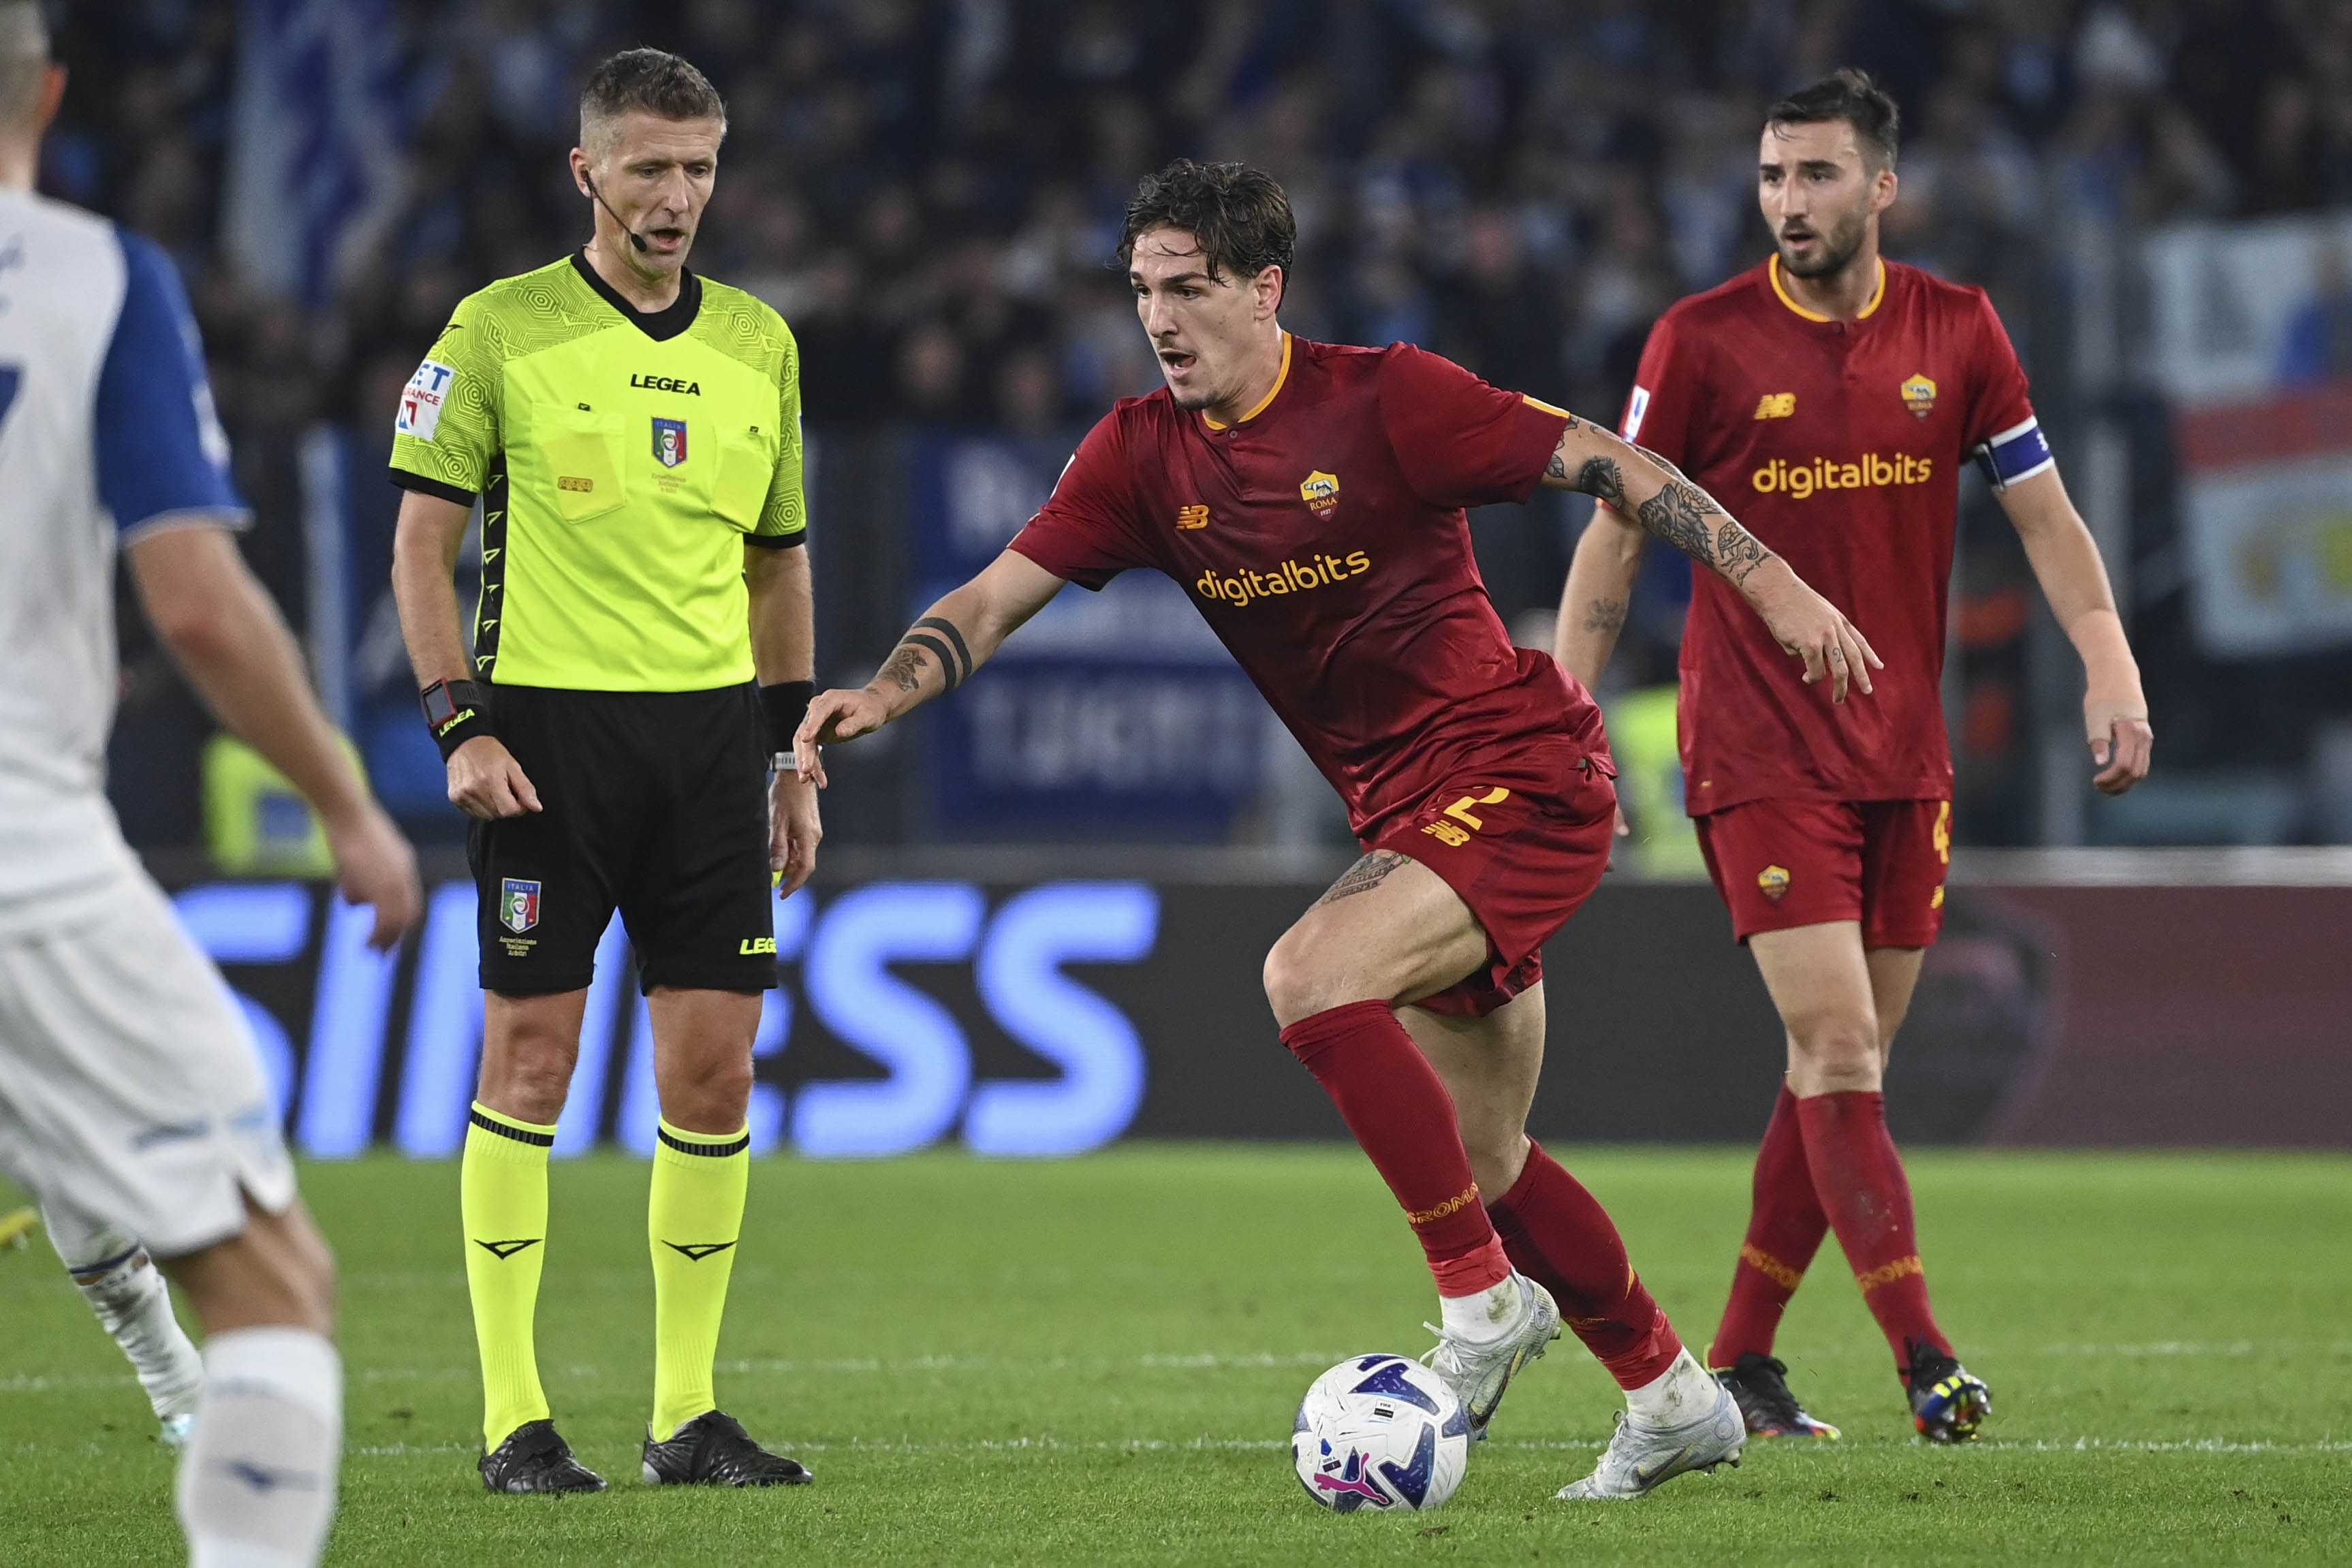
[900,632,964,691]
[912,616,973,685]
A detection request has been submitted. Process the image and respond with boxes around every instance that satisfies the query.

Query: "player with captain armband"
[1554,68,2153,1445]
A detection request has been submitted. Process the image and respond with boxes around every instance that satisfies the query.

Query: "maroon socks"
[1796,1088,1951,1373]
[1280,1001,1511,1297]
[1710,1084,1832,1366]
[1485,1140,1683,1390]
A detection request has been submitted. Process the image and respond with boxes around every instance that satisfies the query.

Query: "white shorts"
[0,869,295,1258]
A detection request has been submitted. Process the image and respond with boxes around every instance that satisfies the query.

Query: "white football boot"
[1556,1375,1746,1500]
[1420,1272,1562,1435]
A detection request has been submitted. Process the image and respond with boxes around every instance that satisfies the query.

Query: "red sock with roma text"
[1280,1000,1510,1297]
[1710,1083,1830,1367]
[1795,1088,1951,1373]
[1484,1140,1683,1389]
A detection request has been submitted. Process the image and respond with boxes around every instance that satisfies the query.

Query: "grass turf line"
[1,1146,2346,1565]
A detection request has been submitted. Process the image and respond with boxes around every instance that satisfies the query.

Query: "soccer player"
[1552,69,2154,1443]
[0,4,424,1562]
[390,48,820,1493]
[799,159,1880,1502]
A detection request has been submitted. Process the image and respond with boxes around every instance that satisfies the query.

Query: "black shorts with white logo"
[467,683,775,997]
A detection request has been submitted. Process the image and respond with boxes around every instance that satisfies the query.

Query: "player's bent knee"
[1262,932,1347,1026]
[1787,1019,1883,1091]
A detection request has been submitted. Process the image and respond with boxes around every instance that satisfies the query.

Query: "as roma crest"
[1757,864,1791,903]
[1899,373,1937,419]
[1299,469,1340,520]
[653,416,688,467]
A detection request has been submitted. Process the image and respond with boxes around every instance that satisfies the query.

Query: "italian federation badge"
[501,878,541,933]
[653,416,688,467]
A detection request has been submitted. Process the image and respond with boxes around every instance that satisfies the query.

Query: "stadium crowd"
[54,0,2352,441]
[44,0,2352,845]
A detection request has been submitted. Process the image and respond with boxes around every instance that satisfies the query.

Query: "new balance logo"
[662,1240,737,1262]
[475,1238,542,1260]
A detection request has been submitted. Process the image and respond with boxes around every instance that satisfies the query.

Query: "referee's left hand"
[770,768,822,897]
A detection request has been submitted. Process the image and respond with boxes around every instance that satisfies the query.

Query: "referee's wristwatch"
[760,680,816,767]
[420,678,493,761]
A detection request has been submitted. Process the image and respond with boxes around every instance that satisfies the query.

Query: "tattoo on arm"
[1312,849,1411,908]
[881,614,976,695]
[1583,597,1628,635]
[1574,456,1626,503]
[875,643,930,693]
[1633,480,1715,559]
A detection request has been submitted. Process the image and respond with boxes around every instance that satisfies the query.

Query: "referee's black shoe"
[642,1410,813,1486]
[481,1419,607,1493]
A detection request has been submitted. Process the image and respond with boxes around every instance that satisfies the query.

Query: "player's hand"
[770,768,823,897]
[2086,695,2153,796]
[793,687,892,788]
[1613,802,1631,838]
[322,802,424,952]
[446,734,542,820]
[1744,559,1881,704]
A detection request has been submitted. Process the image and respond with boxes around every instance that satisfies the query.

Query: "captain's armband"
[1972,416,2054,493]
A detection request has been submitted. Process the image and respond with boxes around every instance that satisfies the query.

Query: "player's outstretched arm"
[129,525,423,950]
[1996,466,2152,794]
[794,548,1067,787]
[1541,420,1882,703]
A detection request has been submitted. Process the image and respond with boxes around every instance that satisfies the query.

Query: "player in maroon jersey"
[799,159,1881,1501]
[1554,70,2154,1445]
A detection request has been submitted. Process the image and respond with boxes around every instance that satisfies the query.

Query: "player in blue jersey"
[0,8,421,1564]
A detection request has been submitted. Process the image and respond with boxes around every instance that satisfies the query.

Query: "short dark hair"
[1766,67,1900,172]
[580,48,726,151]
[1118,159,1296,293]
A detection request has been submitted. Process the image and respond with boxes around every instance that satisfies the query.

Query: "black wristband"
[420,678,493,762]
[759,680,816,757]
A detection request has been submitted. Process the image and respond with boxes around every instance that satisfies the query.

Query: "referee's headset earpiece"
[582,172,650,255]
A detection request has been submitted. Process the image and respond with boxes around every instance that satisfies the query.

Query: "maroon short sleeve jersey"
[1011,334,1602,838]
[1625,257,2037,814]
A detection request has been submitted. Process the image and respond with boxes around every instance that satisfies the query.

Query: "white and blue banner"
[223,0,407,307]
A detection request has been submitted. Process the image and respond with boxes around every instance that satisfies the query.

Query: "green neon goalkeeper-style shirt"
[389,252,804,692]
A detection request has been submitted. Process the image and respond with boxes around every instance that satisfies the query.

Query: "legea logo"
[1195,551,1372,606]
[1753,453,1934,500]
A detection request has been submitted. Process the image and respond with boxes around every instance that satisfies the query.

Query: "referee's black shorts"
[468,683,775,997]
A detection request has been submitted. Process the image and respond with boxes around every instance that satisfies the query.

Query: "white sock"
[58,1226,204,1422]
[177,1327,342,1568]
[1438,1272,1524,1345]
[1625,1346,1721,1428]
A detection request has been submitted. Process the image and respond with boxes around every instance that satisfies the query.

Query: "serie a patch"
[397,360,455,441]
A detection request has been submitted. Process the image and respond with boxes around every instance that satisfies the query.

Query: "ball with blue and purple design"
[1291,1353,1470,1512]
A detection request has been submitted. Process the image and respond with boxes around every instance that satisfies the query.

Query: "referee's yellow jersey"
[390,253,804,691]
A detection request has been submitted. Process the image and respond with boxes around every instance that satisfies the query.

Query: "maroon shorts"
[1694,797,1951,947]
[1364,738,1618,1018]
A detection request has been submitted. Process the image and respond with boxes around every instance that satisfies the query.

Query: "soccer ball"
[1291,1353,1470,1512]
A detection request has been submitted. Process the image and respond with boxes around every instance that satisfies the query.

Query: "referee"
[389,49,817,1494]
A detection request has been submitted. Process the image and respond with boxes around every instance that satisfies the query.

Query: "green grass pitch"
[3,1146,2347,1565]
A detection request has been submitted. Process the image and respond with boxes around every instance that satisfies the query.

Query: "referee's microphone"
[582,173,649,254]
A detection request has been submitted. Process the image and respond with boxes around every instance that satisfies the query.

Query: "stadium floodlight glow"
[796,881,986,1158]
[392,883,486,1157]
[172,881,309,1120]
[296,898,399,1158]
[968,883,1157,1157]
